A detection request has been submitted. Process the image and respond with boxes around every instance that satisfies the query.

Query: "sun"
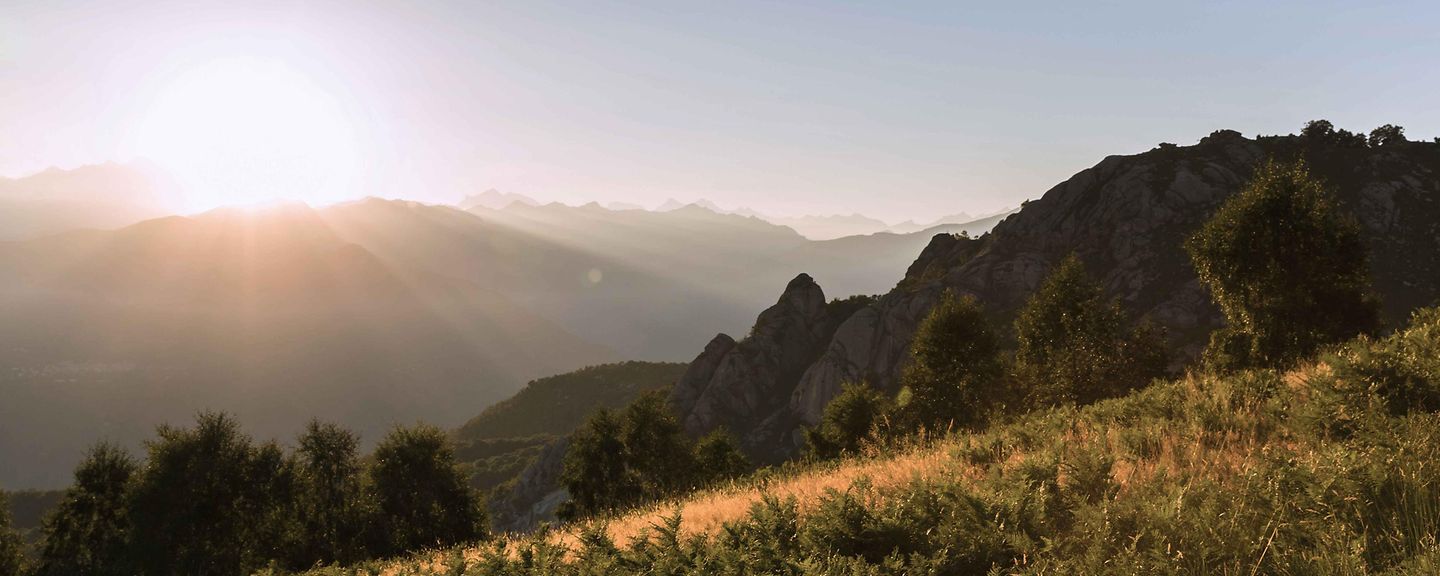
[131,58,362,210]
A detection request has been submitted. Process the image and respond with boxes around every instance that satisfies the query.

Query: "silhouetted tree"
[34,444,137,576]
[1014,254,1167,405]
[897,291,1004,431]
[1369,124,1407,147]
[127,412,296,576]
[559,408,636,519]
[804,382,893,460]
[620,391,697,496]
[291,421,370,566]
[1301,119,1335,139]
[0,491,25,576]
[370,424,486,555]
[693,429,750,482]
[1186,159,1380,370]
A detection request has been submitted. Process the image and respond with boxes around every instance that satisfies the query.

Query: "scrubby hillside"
[307,305,1440,575]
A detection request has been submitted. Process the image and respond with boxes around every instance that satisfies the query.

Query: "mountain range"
[487,129,1440,530]
[0,190,1009,488]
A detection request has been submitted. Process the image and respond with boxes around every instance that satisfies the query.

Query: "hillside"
[692,131,1440,464]
[450,361,686,495]
[304,305,1440,574]
[0,203,615,488]
[0,163,178,241]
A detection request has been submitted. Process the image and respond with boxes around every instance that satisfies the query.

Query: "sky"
[1,0,1436,222]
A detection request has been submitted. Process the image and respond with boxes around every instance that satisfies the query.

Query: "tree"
[1014,254,1167,405]
[34,444,137,576]
[896,291,1004,431]
[370,424,486,555]
[1368,124,1407,147]
[804,382,893,460]
[291,421,370,566]
[0,491,25,576]
[620,391,698,496]
[559,409,634,519]
[693,429,750,482]
[127,412,296,576]
[1186,159,1380,370]
[1301,119,1335,139]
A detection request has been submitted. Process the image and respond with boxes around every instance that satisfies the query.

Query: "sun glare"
[132,58,361,210]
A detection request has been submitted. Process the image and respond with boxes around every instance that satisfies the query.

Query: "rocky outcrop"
[668,273,863,462]
[488,436,570,532]
[787,132,1439,436]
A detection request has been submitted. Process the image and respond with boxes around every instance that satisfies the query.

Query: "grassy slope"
[303,309,1440,575]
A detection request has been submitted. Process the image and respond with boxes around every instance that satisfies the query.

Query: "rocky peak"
[668,273,859,462]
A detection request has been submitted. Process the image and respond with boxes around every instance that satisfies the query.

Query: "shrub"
[369,424,487,555]
[694,429,749,482]
[1186,159,1380,370]
[0,491,25,576]
[291,421,371,566]
[896,291,1004,431]
[1014,254,1167,405]
[1369,124,1408,147]
[804,383,893,460]
[34,443,137,576]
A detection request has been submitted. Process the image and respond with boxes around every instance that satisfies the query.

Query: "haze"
[3,0,1436,221]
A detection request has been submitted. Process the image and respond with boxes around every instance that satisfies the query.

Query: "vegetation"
[32,444,135,576]
[559,391,749,520]
[453,361,687,492]
[1186,159,1380,370]
[804,383,893,460]
[369,425,488,556]
[1014,253,1168,405]
[0,492,25,576]
[895,291,1004,430]
[8,415,485,575]
[300,305,1440,575]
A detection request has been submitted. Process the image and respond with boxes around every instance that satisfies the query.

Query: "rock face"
[788,133,1439,428]
[490,132,1440,533]
[488,436,570,532]
[668,273,865,462]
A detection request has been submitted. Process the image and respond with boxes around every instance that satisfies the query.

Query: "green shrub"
[805,383,894,460]
[896,291,1004,431]
[1186,159,1380,371]
[1014,254,1167,406]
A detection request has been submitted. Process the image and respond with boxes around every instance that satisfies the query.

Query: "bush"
[1186,159,1380,370]
[369,424,487,555]
[127,412,296,576]
[896,291,1004,431]
[291,421,371,566]
[1014,254,1167,406]
[694,429,749,482]
[34,444,137,576]
[1369,124,1408,147]
[804,383,893,460]
[0,491,25,576]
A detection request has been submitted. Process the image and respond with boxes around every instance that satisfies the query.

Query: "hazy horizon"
[4,1,1437,223]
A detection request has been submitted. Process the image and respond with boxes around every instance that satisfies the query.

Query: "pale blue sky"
[1,0,1435,220]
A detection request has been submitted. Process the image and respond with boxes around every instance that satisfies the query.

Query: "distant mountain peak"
[459,189,539,210]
